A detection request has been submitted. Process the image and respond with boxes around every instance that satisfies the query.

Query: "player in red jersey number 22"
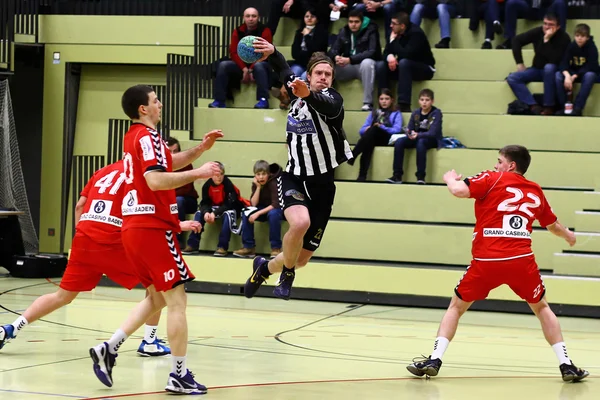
[407,145,588,382]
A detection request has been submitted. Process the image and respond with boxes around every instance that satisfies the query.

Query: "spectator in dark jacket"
[376,11,435,112]
[555,24,599,116]
[410,0,458,48]
[498,0,567,49]
[209,8,273,109]
[387,89,442,184]
[182,162,247,257]
[290,9,329,80]
[329,10,381,111]
[353,0,403,44]
[348,89,403,181]
[506,13,570,115]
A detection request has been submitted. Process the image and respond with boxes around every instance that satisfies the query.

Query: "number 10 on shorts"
[164,269,175,282]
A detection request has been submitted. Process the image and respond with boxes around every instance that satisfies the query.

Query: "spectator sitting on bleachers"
[348,89,403,181]
[376,11,435,112]
[469,0,505,49]
[410,0,457,49]
[386,89,442,185]
[233,161,283,259]
[290,9,330,80]
[555,24,599,116]
[506,12,570,115]
[167,138,199,247]
[353,0,403,44]
[209,7,273,109]
[328,9,381,111]
[497,0,567,50]
[268,0,308,36]
[182,162,247,257]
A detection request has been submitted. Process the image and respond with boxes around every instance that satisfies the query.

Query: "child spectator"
[348,89,403,181]
[167,138,199,247]
[182,162,247,257]
[233,161,284,259]
[555,23,599,116]
[386,89,442,184]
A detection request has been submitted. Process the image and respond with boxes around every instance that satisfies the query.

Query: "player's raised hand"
[253,37,274,63]
[195,162,222,179]
[199,129,223,151]
[289,78,310,98]
[180,220,201,233]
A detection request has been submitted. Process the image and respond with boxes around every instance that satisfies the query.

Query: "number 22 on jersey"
[497,187,541,217]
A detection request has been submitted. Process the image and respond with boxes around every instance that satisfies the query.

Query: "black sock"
[260,260,272,277]
[282,265,295,273]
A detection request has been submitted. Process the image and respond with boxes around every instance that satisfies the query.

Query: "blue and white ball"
[237,35,263,64]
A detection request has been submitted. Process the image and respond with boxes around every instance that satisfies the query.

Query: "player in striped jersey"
[243,38,353,300]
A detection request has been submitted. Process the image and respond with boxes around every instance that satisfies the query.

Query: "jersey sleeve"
[537,193,558,228]
[135,130,167,174]
[464,170,501,199]
[80,173,95,197]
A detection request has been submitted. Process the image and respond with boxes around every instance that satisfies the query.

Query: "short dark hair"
[253,160,269,174]
[418,88,434,100]
[543,12,559,24]
[575,23,591,37]
[121,85,154,120]
[167,137,181,152]
[348,9,363,20]
[393,11,410,27]
[499,145,531,174]
[307,51,334,77]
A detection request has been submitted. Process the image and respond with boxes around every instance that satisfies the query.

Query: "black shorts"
[277,171,336,252]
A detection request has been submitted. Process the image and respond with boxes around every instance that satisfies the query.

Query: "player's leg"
[137,288,170,357]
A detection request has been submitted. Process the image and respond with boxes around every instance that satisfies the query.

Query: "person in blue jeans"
[506,13,570,115]
[386,89,442,184]
[234,161,283,259]
[181,162,247,257]
[353,0,403,44]
[497,0,567,50]
[555,24,599,116]
[410,0,457,48]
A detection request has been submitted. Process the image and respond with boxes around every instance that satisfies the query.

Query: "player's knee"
[289,216,310,235]
[57,289,78,305]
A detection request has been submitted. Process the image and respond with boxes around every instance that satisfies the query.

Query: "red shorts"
[455,255,545,303]
[122,228,195,292]
[60,233,139,292]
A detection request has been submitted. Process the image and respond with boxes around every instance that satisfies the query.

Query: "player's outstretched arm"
[546,221,577,247]
[443,169,470,198]
[74,195,87,225]
[145,162,222,191]
[171,130,223,171]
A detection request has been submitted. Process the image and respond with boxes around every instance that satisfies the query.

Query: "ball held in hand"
[237,35,263,64]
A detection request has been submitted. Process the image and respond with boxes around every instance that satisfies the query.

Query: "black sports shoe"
[560,363,589,382]
[273,268,295,300]
[244,256,269,298]
[407,356,442,377]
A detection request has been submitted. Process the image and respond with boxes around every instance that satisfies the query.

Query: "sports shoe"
[386,176,402,184]
[407,355,442,377]
[481,41,492,50]
[273,268,295,300]
[137,338,171,357]
[254,98,269,109]
[181,246,199,255]
[213,247,227,257]
[560,362,589,382]
[208,100,225,108]
[0,324,15,350]
[361,103,373,111]
[244,256,269,298]
[416,180,426,185]
[165,369,208,395]
[233,247,256,258]
[90,342,117,387]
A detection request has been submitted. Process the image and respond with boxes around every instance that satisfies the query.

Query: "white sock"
[431,337,450,360]
[11,316,28,336]
[144,325,158,343]
[552,342,572,365]
[173,355,187,378]
[485,38,491,42]
[107,329,128,354]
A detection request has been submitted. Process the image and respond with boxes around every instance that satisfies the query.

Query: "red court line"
[82,375,597,399]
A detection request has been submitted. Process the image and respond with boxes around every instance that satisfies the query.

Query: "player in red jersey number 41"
[407,145,589,382]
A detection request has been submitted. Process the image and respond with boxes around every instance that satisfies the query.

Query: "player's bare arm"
[546,220,577,247]
[171,130,223,171]
[443,169,470,198]
[74,196,87,225]
[145,162,222,191]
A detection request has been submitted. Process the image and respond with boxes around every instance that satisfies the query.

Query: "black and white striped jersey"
[268,50,353,177]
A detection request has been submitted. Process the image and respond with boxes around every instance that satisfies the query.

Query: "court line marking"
[0,388,82,398]
[81,375,598,399]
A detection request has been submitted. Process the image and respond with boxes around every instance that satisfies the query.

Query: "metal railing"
[15,0,40,40]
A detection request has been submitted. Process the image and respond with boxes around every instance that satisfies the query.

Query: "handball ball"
[238,35,263,64]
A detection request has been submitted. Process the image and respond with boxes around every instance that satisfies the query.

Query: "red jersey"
[465,170,557,261]
[76,161,126,245]
[121,123,180,232]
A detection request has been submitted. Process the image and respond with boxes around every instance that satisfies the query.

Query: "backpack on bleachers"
[441,137,466,149]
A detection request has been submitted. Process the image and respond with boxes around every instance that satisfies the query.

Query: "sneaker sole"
[137,350,171,357]
[273,288,291,301]
[562,371,589,382]
[406,365,439,377]
[89,348,113,387]
[233,253,255,259]
[165,386,208,395]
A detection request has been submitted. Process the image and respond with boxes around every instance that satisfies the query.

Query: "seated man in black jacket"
[506,12,570,115]
[328,10,381,111]
[376,11,436,112]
